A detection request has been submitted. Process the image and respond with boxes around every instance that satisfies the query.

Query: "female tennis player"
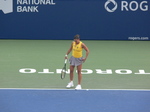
[65,34,90,89]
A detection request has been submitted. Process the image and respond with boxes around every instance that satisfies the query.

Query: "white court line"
[0,88,150,91]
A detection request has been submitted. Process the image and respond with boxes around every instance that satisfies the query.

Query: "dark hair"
[74,34,80,39]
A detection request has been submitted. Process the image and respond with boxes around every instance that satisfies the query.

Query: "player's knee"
[70,70,74,74]
[77,70,81,74]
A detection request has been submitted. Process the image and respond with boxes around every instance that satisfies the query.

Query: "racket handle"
[64,59,67,63]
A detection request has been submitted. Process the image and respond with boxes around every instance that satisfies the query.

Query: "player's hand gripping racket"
[61,59,67,79]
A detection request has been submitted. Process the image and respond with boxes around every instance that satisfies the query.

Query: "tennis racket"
[61,59,67,79]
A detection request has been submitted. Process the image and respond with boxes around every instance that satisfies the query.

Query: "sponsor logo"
[128,37,149,40]
[0,0,13,14]
[0,0,56,14]
[19,68,150,75]
[17,0,56,13]
[105,0,118,12]
[105,0,149,12]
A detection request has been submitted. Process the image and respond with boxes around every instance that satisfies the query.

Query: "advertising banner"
[0,0,150,40]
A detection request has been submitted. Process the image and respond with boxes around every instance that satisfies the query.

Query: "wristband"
[65,55,68,57]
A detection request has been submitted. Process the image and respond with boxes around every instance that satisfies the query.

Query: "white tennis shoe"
[75,85,82,90]
[66,81,74,88]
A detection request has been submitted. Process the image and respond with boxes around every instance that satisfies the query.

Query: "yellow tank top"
[72,41,83,58]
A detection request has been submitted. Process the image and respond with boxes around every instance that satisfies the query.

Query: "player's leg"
[70,65,75,81]
[77,64,82,84]
[75,64,82,89]
[66,65,75,88]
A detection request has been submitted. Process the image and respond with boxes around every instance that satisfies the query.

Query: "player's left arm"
[82,43,90,62]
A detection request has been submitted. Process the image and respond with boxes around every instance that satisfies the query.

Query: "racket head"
[61,66,66,79]
[61,59,67,79]
[61,70,66,79]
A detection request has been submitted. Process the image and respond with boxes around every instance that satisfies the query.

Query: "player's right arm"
[65,42,73,59]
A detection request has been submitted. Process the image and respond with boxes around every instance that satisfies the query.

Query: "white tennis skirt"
[69,56,83,66]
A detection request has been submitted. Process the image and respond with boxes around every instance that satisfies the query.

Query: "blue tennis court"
[0,89,150,112]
